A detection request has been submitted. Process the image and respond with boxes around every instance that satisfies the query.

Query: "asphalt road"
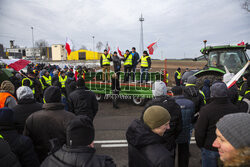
[94,100,202,167]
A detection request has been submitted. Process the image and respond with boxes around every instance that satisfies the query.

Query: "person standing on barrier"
[100,49,112,82]
[123,50,133,83]
[131,47,140,82]
[112,51,121,79]
[138,51,151,84]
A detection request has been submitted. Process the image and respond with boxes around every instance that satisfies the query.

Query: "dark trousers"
[176,79,181,86]
[177,143,189,167]
[131,66,136,81]
[114,68,120,80]
[112,90,119,108]
[124,65,132,82]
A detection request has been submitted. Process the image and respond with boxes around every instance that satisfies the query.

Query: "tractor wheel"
[132,96,146,106]
[196,74,222,89]
[96,94,104,102]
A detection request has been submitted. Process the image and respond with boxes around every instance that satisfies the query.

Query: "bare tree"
[96,41,103,51]
[242,0,250,12]
[35,39,49,57]
[79,45,88,50]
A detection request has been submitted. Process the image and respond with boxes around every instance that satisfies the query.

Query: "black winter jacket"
[24,103,75,162]
[184,85,205,113]
[145,96,182,151]
[65,78,76,98]
[0,138,21,167]
[195,97,240,151]
[126,119,174,167]
[0,126,40,167]
[12,99,42,134]
[68,88,98,120]
[228,84,239,104]
[41,145,116,167]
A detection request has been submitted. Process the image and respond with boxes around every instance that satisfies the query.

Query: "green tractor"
[194,41,250,88]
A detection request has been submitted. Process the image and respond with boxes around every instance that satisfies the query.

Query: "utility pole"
[139,14,144,55]
[31,27,35,60]
[92,36,95,58]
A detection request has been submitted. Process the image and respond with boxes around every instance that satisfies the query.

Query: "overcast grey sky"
[0,0,249,59]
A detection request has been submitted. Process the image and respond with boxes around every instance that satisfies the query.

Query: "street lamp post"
[139,14,144,55]
[31,26,35,60]
[92,36,95,58]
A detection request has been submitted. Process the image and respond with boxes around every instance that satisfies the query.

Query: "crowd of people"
[0,53,249,167]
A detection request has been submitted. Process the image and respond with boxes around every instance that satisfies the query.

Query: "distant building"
[51,44,66,61]
[42,47,52,60]
[67,49,102,60]
[6,48,25,59]
[25,48,41,59]
[0,44,5,58]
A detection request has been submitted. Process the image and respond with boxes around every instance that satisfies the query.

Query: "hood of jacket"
[126,119,163,149]
[43,103,65,110]
[184,86,199,97]
[16,86,34,101]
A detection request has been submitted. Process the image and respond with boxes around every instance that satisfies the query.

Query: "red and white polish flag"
[0,59,30,71]
[65,38,73,56]
[147,41,158,55]
[227,61,250,88]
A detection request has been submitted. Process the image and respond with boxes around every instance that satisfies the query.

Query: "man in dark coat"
[112,51,121,79]
[0,136,21,167]
[172,86,195,167]
[146,81,182,153]
[24,86,75,162]
[68,78,98,120]
[65,71,76,98]
[41,115,116,167]
[12,86,42,134]
[175,67,181,86]
[131,47,140,82]
[195,82,240,167]
[126,105,174,167]
[0,107,40,167]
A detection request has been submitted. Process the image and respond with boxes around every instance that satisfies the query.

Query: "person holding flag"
[138,51,151,83]
[100,49,112,82]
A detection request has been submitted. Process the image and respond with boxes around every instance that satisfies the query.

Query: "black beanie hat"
[44,86,61,103]
[66,115,95,146]
[76,78,85,88]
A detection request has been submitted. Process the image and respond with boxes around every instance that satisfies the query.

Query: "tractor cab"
[194,41,250,88]
[207,48,248,74]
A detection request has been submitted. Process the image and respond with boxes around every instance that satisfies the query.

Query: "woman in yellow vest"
[175,67,182,86]
[122,50,133,83]
[100,49,112,82]
[138,51,151,83]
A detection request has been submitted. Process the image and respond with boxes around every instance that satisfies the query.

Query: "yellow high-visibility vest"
[166,73,169,83]
[124,54,133,66]
[42,76,52,86]
[102,54,111,65]
[141,56,149,67]
[39,78,45,90]
[22,78,35,94]
[59,76,68,88]
[176,71,181,79]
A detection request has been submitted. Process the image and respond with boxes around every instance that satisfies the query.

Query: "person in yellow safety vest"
[59,71,68,88]
[22,71,36,94]
[138,50,151,83]
[122,50,133,83]
[175,67,182,86]
[166,72,169,85]
[40,70,52,90]
[184,75,206,114]
[100,49,112,82]
[238,73,250,101]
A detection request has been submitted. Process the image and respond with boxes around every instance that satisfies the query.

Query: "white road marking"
[101,144,128,148]
[95,139,197,148]
[95,140,127,144]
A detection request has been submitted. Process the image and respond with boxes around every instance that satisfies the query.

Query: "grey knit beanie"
[16,86,34,100]
[152,81,167,97]
[216,113,250,149]
[210,82,228,97]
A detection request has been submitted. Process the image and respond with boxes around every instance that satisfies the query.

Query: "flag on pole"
[237,41,245,46]
[0,59,30,71]
[147,41,158,55]
[108,46,110,54]
[65,38,73,56]
[117,47,123,57]
[227,61,250,88]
